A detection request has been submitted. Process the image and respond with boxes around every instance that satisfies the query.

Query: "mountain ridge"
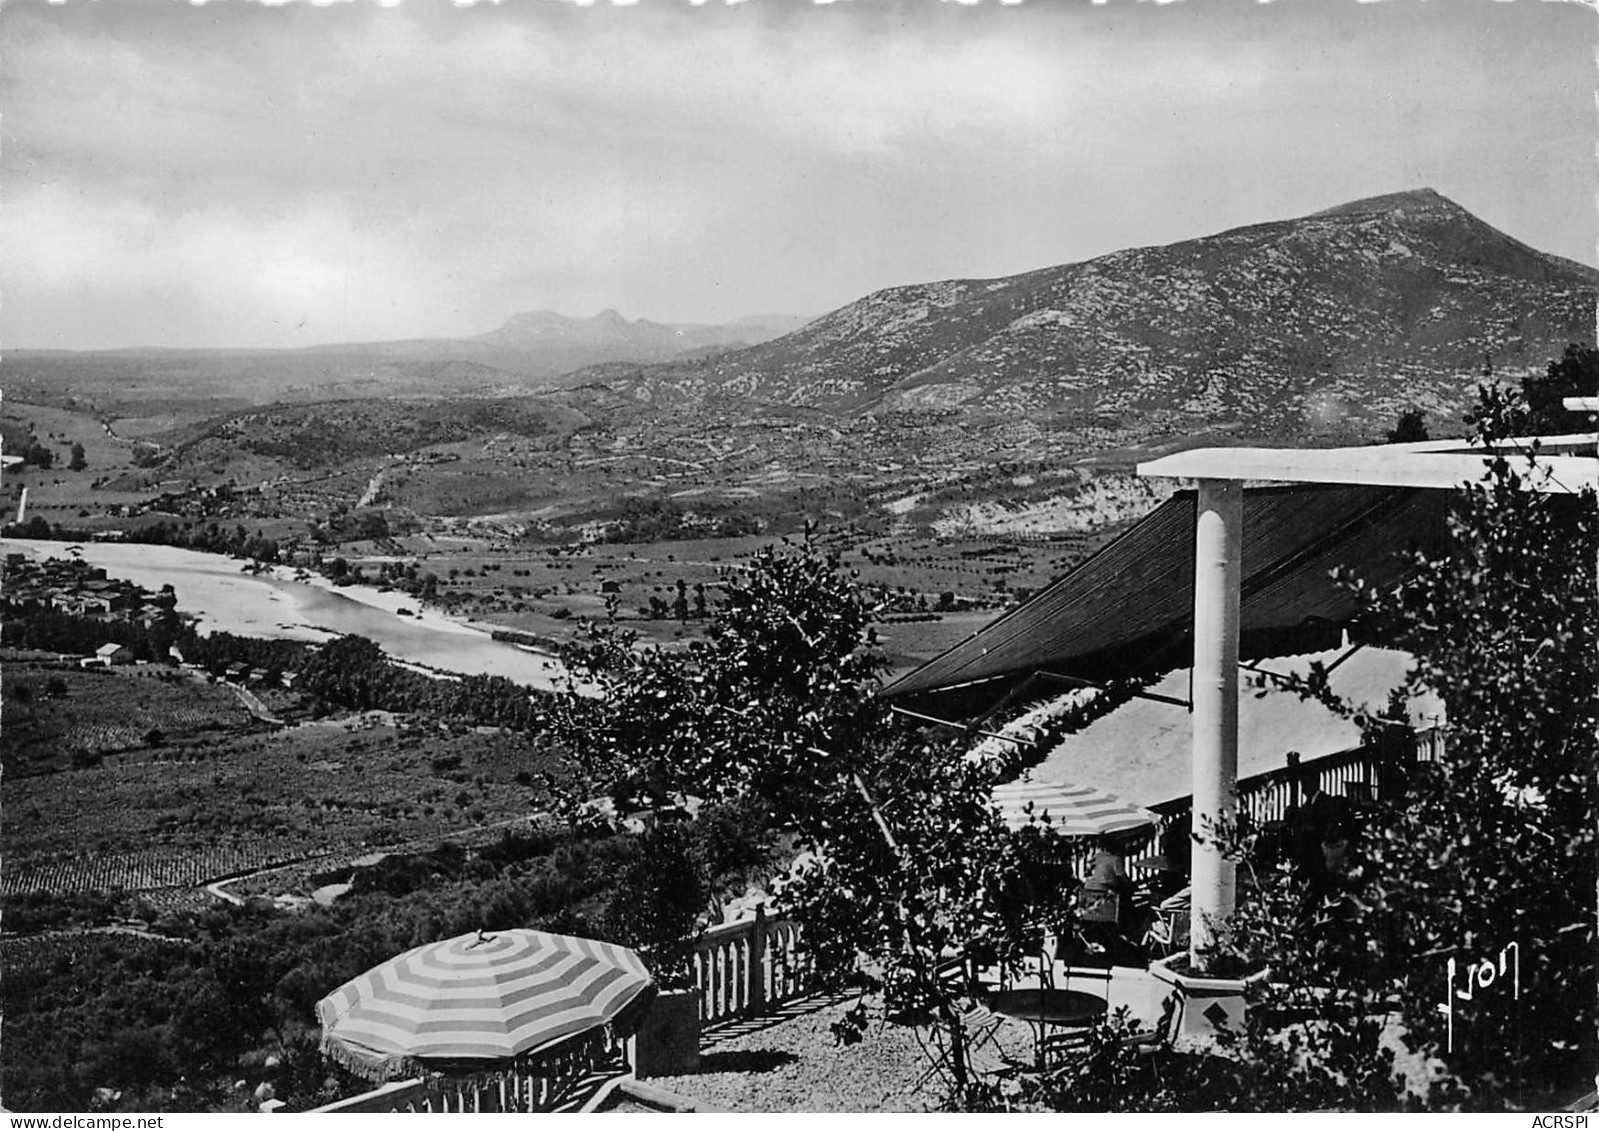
[576,188,1596,442]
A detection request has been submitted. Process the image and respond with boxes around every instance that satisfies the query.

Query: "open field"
[1,662,569,905]
[1,660,258,777]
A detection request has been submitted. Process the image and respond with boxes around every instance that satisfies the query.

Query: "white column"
[1190,479,1241,971]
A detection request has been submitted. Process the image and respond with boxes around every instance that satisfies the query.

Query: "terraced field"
[2,667,571,913]
[1,661,256,776]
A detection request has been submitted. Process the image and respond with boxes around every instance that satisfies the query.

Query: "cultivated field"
[1,666,571,905]
[1,661,257,777]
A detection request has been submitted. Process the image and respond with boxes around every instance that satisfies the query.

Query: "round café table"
[985,987,1107,1071]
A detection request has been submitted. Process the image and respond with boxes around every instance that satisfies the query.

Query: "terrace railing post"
[1190,478,1241,973]
[751,903,768,1014]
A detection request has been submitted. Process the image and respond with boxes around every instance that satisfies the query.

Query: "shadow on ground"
[695,1049,801,1075]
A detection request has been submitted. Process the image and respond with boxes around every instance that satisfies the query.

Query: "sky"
[2,0,1594,351]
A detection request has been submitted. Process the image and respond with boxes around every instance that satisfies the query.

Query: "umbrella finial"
[470,928,496,949]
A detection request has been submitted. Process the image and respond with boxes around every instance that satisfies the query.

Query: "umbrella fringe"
[319,1022,636,1088]
[319,1033,425,1082]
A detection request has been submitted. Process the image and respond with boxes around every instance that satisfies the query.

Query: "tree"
[1386,409,1429,444]
[1521,343,1599,434]
[1324,384,1596,1105]
[601,823,706,990]
[69,442,87,472]
[549,532,892,816]
[24,439,54,469]
[775,738,1080,1103]
[549,531,1078,1105]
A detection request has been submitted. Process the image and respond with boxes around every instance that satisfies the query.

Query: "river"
[2,538,570,691]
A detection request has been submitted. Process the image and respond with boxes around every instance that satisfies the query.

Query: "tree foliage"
[549,532,892,815]
[1387,409,1430,444]
[1331,384,1596,1104]
[1521,343,1599,435]
[550,531,1090,1102]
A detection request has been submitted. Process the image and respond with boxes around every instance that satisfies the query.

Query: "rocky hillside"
[595,189,1597,440]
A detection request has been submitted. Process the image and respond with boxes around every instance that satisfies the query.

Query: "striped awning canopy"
[316,929,656,1081]
[991,777,1157,838]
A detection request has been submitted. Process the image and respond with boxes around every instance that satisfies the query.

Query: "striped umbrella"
[317,929,656,1081]
[990,777,1157,838]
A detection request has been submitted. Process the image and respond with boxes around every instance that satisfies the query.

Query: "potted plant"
[602,822,707,1077]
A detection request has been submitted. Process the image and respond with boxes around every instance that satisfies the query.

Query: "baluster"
[734,934,748,1017]
[704,942,717,1022]
[744,932,756,1014]
[775,925,788,1000]
[707,940,718,1017]
[714,939,728,1020]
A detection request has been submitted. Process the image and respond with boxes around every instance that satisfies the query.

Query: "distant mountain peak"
[471,306,808,363]
[1312,187,1464,219]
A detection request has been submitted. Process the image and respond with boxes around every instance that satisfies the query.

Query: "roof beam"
[887,704,1030,746]
[1035,669,1191,710]
[1137,445,1597,494]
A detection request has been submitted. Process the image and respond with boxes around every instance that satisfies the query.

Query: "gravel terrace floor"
[641,992,1040,1113]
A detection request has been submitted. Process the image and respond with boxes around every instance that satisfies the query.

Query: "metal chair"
[1144,907,1191,959]
[1079,891,1121,926]
[909,996,1012,1094]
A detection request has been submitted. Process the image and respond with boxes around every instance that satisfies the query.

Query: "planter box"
[629,989,701,1078]
[1150,956,1269,1054]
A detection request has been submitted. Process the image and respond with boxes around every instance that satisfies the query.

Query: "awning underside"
[880,484,1456,714]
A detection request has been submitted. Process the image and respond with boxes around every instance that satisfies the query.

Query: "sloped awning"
[880,484,1455,714]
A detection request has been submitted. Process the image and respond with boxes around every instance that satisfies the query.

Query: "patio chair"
[1144,908,1190,959]
[909,997,1011,1094]
[1079,892,1121,926]
[958,997,1009,1061]
[1037,1022,1094,1069]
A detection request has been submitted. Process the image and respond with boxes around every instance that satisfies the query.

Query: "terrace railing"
[691,903,809,1026]
[1088,723,1447,879]
[309,1027,625,1114]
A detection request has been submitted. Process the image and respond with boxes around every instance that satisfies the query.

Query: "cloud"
[1,0,1593,348]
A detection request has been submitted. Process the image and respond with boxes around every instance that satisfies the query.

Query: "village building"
[81,642,132,668]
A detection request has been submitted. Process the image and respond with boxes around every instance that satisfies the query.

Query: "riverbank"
[1,539,570,691]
